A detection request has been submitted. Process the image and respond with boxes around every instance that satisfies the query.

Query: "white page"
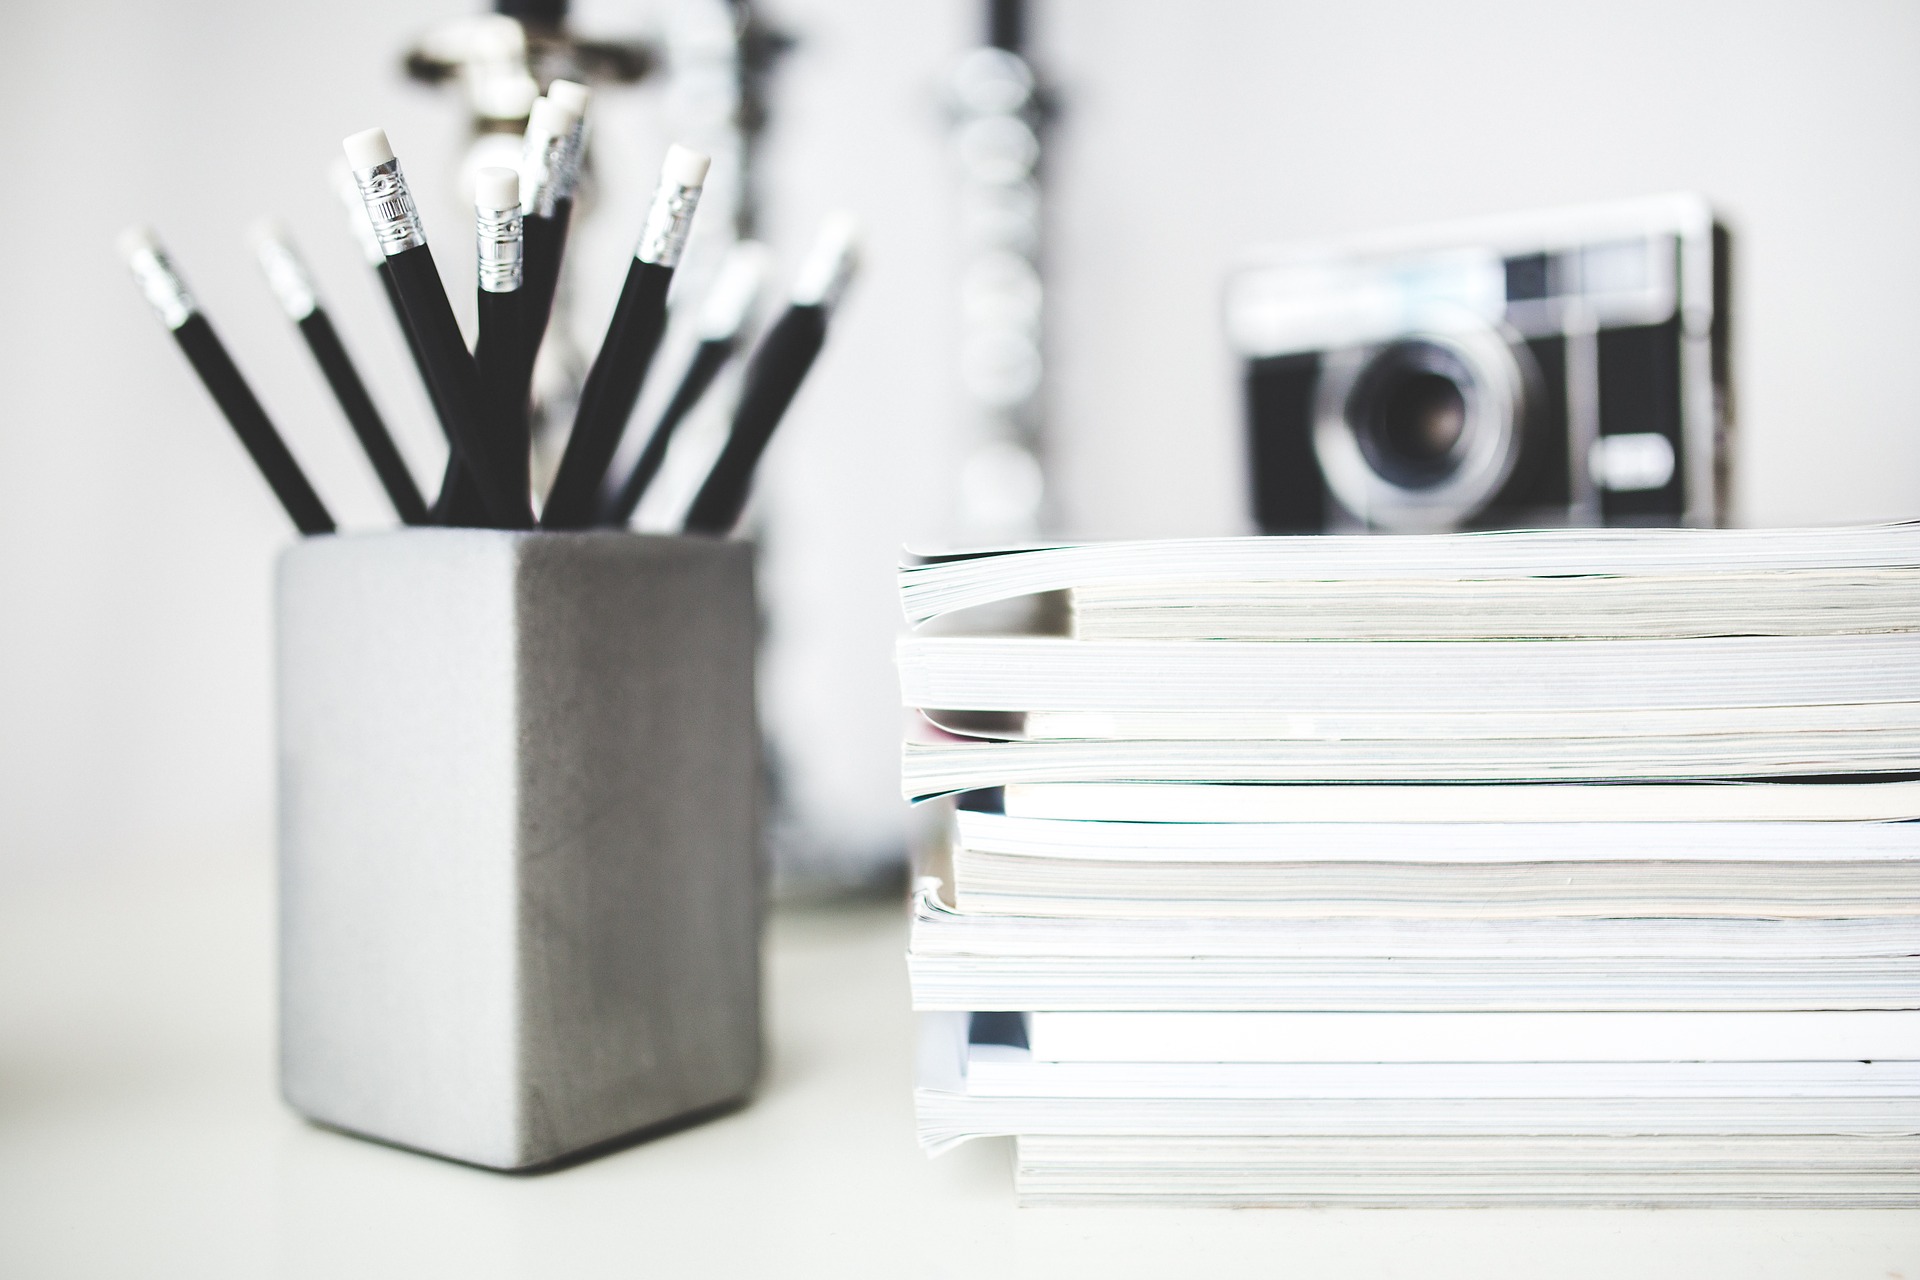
[954,811,1920,863]
[898,634,1920,714]
[1018,702,1920,743]
[915,1088,1920,1154]
[906,737,1920,796]
[962,1051,1920,1099]
[908,887,1920,959]
[1025,1010,1920,1063]
[1068,569,1920,641]
[1002,781,1920,823]
[900,524,1920,624]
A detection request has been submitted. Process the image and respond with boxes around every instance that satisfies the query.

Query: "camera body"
[1227,194,1731,532]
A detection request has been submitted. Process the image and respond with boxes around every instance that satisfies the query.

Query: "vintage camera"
[1227,195,1731,532]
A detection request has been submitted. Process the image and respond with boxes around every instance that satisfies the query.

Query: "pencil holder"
[274,529,762,1171]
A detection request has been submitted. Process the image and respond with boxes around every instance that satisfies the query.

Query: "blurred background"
[3,0,1919,895]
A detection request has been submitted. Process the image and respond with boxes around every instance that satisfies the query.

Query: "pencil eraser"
[474,167,522,212]
[790,212,861,308]
[546,78,591,119]
[342,127,395,171]
[116,224,162,264]
[525,97,571,145]
[695,240,772,340]
[247,216,292,254]
[660,144,711,189]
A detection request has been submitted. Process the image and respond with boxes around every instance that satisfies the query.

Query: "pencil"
[332,160,457,451]
[541,144,710,529]
[597,240,769,527]
[119,227,335,535]
[250,221,428,525]
[439,167,531,527]
[342,127,530,528]
[428,93,585,524]
[520,82,589,380]
[336,157,475,524]
[682,214,858,536]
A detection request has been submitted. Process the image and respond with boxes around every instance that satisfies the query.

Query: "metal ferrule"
[521,131,568,218]
[127,245,196,330]
[255,237,319,320]
[634,181,703,268]
[332,163,387,267]
[554,120,588,201]
[476,204,524,293]
[351,158,428,256]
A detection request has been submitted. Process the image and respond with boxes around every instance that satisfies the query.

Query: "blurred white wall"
[0,0,1916,882]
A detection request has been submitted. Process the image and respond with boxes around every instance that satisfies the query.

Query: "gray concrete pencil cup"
[274,530,762,1171]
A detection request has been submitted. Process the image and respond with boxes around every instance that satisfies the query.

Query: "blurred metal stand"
[948,0,1051,543]
[660,0,789,246]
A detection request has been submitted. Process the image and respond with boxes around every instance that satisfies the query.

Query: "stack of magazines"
[898,524,1920,1206]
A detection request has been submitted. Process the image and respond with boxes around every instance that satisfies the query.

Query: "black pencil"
[540,144,710,529]
[520,82,589,383]
[597,240,769,527]
[333,160,458,451]
[433,89,584,524]
[251,222,428,524]
[436,93,582,525]
[439,167,531,528]
[343,127,530,529]
[120,227,334,535]
[339,159,473,525]
[683,215,858,536]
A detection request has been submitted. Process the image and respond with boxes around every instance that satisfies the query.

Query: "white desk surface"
[1,856,1916,1279]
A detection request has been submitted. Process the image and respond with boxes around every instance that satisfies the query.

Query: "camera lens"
[1374,372,1466,484]
[1312,322,1534,531]
[1350,342,1474,489]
